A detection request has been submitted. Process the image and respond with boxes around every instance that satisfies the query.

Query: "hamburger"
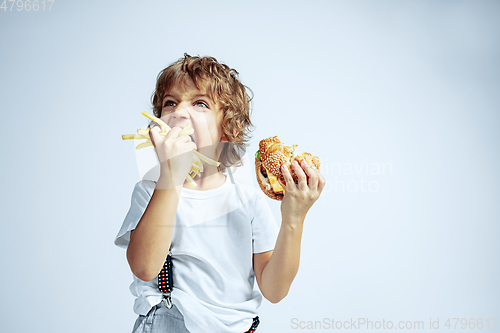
[255,136,320,201]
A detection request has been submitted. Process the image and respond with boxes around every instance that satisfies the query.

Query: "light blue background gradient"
[1,0,498,332]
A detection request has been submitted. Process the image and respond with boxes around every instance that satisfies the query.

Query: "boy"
[115,54,325,333]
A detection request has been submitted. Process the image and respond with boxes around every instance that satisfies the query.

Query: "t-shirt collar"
[180,175,232,199]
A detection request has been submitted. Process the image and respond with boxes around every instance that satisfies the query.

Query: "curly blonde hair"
[150,53,254,172]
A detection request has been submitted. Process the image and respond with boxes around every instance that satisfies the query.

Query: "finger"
[165,126,182,140]
[281,164,296,193]
[300,160,319,191]
[149,126,161,147]
[185,138,198,152]
[315,167,326,193]
[188,141,197,152]
[175,134,193,144]
[178,123,193,136]
[292,160,307,190]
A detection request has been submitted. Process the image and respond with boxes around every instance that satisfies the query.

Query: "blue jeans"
[131,302,190,333]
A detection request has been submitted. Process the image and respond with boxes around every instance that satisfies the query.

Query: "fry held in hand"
[122,111,220,186]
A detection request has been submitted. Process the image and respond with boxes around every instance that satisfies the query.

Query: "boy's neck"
[183,168,227,191]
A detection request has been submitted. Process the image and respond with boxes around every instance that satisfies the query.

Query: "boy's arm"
[127,177,182,282]
[254,218,303,303]
[255,160,325,303]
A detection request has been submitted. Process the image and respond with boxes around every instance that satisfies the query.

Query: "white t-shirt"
[114,173,279,333]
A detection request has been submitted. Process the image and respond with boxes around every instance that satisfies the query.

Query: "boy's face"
[160,78,225,156]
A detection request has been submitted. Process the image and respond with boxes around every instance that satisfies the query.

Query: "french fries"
[122,111,220,186]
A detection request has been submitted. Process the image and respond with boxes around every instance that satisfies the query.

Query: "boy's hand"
[149,125,197,186]
[280,160,326,226]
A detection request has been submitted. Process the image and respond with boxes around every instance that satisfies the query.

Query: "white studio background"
[1,1,499,332]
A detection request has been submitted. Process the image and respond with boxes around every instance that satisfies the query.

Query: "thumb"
[149,126,160,146]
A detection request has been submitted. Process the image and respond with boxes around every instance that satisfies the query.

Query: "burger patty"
[260,165,267,178]
[259,163,284,195]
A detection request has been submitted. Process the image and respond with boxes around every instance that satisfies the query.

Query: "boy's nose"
[168,106,192,129]
[172,106,190,119]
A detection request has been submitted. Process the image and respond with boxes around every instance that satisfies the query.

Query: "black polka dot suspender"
[245,316,260,333]
[158,247,173,309]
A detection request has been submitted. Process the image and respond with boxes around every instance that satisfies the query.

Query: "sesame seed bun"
[291,152,321,179]
[259,136,296,181]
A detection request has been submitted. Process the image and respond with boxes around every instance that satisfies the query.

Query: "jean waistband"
[156,301,260,332]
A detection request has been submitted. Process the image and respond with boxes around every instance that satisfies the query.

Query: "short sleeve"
[251,191,279,253]
[114,180,156,249]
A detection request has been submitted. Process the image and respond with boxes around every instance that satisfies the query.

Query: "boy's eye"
[195,101,209,108]
[164,100,176,107]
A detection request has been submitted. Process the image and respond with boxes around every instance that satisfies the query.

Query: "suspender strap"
[245,316,260,333]
[158,246,173,308]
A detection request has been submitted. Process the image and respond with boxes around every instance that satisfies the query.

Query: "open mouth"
[189,135,195,143]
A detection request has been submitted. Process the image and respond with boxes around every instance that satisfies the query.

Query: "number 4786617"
[1,0,55,11]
